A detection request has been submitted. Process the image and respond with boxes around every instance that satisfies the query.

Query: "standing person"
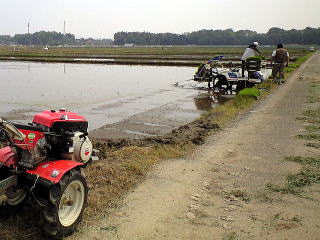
[271,43,289,84]
[241,42,261,77]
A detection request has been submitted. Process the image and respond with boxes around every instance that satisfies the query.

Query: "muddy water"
[0,61,228,137]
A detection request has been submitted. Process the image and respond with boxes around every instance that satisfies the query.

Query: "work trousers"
[241,60,245,77]
[272,63,286,79]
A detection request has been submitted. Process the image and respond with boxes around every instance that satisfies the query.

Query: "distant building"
[124,43,134,47]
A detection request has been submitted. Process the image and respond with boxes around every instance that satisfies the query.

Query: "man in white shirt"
[241,42,261,77]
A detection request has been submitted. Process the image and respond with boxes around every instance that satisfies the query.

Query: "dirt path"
[70,52,320,240]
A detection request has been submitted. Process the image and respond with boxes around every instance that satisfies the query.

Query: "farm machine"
[194,56,265,90]
[0,109,98,239]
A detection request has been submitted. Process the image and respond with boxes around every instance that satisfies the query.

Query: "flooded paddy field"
[0,61,231,139]
[0,46,306,67]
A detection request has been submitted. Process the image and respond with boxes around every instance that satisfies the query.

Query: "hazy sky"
[1,0,319,39]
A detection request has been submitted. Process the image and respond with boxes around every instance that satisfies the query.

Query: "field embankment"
[0,46,307,67]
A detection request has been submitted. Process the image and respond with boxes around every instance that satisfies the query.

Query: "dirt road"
[70,52,320,240]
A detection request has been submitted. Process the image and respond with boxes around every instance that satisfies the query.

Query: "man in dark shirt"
[271,43,289,84]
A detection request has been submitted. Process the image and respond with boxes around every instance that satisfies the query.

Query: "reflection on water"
[193,90,235,111]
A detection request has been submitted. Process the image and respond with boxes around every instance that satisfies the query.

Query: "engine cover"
[62,132,93,163]
[32,109,88,133]
[73,132,93,163]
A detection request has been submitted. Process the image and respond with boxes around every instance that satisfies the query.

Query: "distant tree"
[0,35,12,44]
[114,27,320,46]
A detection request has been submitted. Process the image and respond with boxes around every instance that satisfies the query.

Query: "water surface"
[0,61,218,130]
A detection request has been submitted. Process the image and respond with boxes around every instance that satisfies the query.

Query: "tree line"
[114,27,320,46]
[0,27,319,46]
[0,31,112,46]
[0,31,76,46]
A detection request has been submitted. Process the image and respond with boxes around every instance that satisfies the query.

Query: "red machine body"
[26,160,83,184]
[13,128,45,150]
[0,109,92,183]
[0,146,17,166]
[33,109,87,128]
[0,109,97,238]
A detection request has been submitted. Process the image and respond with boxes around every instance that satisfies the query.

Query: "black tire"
[41,168,88,239]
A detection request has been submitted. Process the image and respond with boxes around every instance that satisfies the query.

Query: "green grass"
[305,125,320,132]
[297,134,320,141]
[267,156,320,195]
[238,88,260,99]
[297,108,320,144]
[305,142,320,149]
[287,53,313,69]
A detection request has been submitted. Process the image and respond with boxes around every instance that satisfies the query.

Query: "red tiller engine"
[0,109,100,238]
[12,109,97,168]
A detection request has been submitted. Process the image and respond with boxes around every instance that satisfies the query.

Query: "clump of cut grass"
[297,134,320,141]
[303,109,320,119]
[255,191,273,203]
[305,142,320,149]
[305,125,320,132]
[222,232,238,240]
[271,213,302,230]
[230,189,250,203]
[297,108,320,142]
[296,116,320,124]
[267,156,320,195]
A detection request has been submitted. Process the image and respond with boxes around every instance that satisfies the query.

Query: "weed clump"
[297,134,320,141]
[305,142,320,149]
[267,156,320,195]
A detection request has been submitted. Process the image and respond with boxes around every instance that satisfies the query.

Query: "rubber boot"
[273,77,278,84]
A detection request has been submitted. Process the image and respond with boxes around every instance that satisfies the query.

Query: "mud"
[94,112,220,158]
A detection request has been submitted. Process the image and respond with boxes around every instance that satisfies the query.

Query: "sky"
[1,0,319,39]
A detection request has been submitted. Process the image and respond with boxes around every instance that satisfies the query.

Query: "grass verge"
[267,54,319,196]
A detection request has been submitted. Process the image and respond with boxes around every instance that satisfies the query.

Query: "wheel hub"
[58,180,85,227]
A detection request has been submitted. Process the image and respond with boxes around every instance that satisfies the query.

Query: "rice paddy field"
[0,45,309,66]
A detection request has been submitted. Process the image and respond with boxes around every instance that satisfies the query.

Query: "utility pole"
[63,21,66,46]
[28,22,31,46]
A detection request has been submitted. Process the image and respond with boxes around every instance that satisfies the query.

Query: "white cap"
[253,41,259,46]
